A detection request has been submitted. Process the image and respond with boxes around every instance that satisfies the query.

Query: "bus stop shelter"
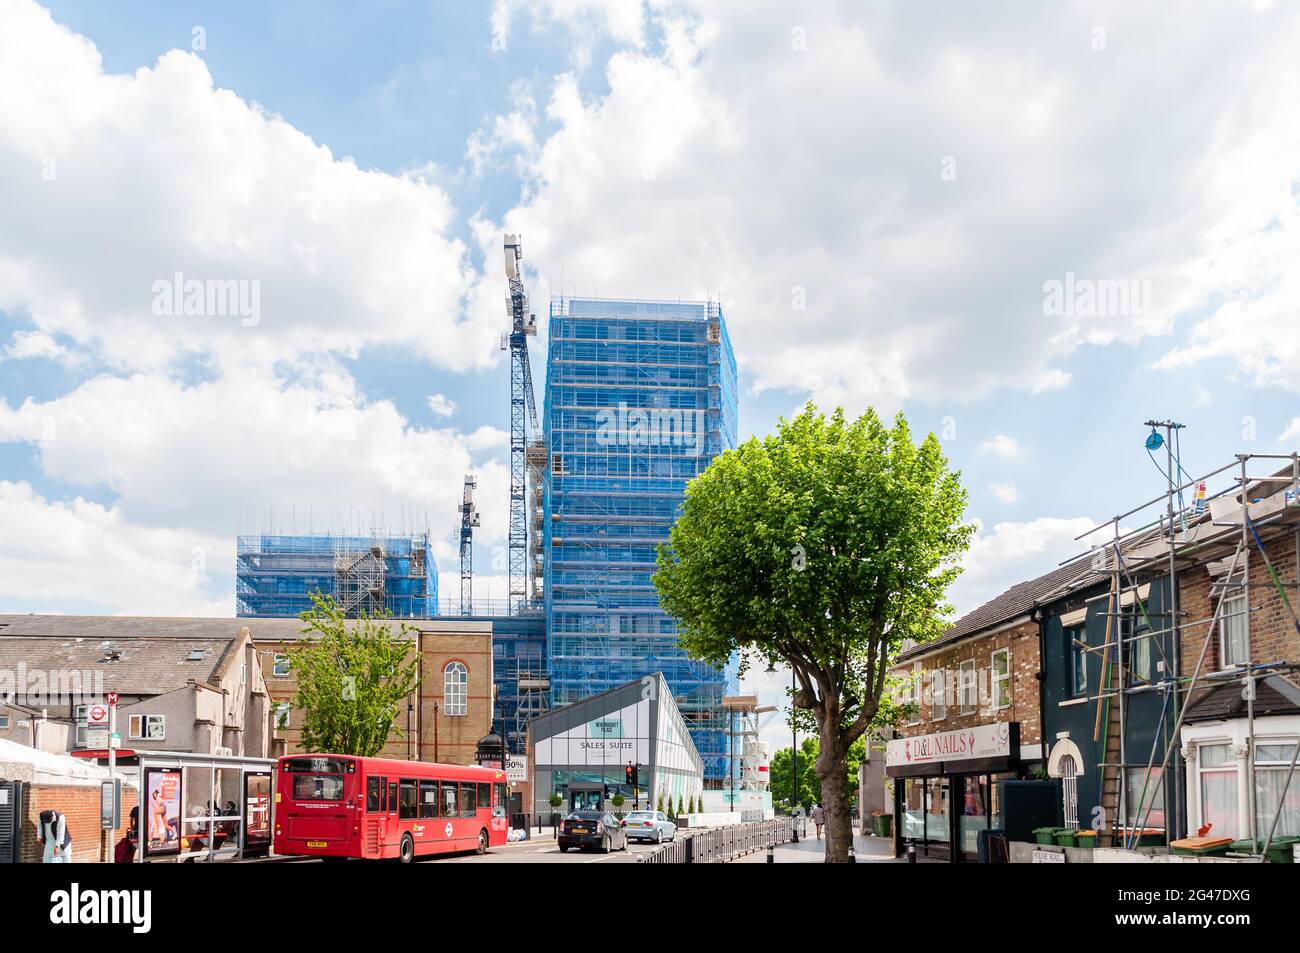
[73,748,276,862]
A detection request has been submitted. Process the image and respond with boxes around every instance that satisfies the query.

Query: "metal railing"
[638,817,796,863]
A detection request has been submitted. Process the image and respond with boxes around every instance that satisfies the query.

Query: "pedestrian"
[811,801,825,840]
[38,808,72,863]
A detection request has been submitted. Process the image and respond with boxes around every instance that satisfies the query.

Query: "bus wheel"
[399,834,415,864]
[477,829,489,855]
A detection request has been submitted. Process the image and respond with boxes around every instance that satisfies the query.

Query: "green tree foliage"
[287,592,421,757]
[654,404,971,861]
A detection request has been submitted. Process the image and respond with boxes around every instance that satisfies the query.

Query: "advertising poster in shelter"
[144,767,182,857]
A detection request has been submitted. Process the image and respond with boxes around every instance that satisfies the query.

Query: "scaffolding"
[1056,447,1300,854]
[543,296,740,783]
[235,533,437,619]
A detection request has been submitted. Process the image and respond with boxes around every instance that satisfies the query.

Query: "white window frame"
[906,662,922,725]
[1068,625,1088,697]
[958,659,977,715]
[74,704,88,747]
[990,648,1011,710]
[272,654,291,678]
[444,661,468,716]
[274,703,291,729]
[0,712,9,730]
[128,713,166,741]
[930,669,947,721]
[1219,577,1248,668]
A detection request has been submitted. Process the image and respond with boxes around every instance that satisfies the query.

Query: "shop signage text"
[885,723,1012,767]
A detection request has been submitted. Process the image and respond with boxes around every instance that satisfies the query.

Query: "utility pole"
[1144,419,1186,839]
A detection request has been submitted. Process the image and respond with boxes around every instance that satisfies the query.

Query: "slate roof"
[897,558,1104,663]
[1184,674,1300,723]
[0,633,237,696]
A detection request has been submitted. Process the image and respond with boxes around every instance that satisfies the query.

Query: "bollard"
[848,844,856,863]
[907,841,917,864]
[767,843,775,863]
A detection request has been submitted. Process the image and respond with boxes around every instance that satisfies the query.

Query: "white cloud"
[948,516,1099,618]
[479,1,1300,413]
[426,393,458,418]
[1279,417,1300,444]
[2,329,66,362]
[0,480,230,615]
[989,481,1020,504]
[0,0,497,375]
[980,434,1023,459]
[0,367,511,601]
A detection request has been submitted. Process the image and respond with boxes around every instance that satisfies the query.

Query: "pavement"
[730,827,902,863]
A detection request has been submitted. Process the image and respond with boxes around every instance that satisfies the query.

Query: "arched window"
[444,662,467,716]
[1060,754,1078,828]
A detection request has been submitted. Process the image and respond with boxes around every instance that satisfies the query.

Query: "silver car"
[623,810,677,844]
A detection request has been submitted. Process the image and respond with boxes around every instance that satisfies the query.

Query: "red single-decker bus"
[273,754,509,862]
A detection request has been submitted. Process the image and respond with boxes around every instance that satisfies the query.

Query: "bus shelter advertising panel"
[144,767,182,858]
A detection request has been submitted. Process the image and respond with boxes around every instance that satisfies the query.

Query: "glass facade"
[543,297,739,783]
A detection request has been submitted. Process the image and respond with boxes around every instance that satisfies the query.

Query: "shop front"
[887,722,1022,861]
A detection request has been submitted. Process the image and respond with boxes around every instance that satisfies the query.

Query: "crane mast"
[458,473,479,615]
[503,235,539,614]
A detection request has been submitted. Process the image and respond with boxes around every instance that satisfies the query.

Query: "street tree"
[288,591,421,757]
[654,404,971,861]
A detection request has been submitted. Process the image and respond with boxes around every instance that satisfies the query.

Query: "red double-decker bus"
[273,754,509,862]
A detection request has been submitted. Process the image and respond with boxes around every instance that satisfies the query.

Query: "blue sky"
[2,1,1299,742]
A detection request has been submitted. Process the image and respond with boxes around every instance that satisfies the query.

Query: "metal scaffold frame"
[1058,448,1300,855]
[543,295,740,783]
[235,532,437,619]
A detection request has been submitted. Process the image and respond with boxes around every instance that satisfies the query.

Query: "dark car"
[557,811,627,854]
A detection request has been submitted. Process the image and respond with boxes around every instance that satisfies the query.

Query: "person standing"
[38,808,72,863]
[811,802,825,840]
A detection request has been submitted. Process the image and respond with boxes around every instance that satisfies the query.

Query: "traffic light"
[625,763,636,785]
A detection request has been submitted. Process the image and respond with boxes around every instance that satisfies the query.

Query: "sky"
[2,0,1299,754]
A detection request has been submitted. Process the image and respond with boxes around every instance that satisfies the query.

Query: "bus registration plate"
[307,840,328,848]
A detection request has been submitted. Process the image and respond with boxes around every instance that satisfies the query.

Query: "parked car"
[623,810,677,844]
[557,811,628,853]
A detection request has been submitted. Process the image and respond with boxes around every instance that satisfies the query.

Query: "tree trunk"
[816,728,854,863]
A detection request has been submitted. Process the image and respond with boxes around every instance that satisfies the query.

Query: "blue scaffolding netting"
[544,297,739,783]
[235,533,438,619]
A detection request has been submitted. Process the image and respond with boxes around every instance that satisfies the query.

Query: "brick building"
[248,617,494,765]
[887,561,1098,860]
[1038,459,1300,847]
[0,615,275,760]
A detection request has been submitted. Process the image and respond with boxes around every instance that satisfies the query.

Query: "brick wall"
[891,618,1042,748]
[21,783,138,863]
[1178,528,1300,700]
[256,629,493,764]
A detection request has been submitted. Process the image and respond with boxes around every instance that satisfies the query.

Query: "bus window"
[399,780,418,819]
[440,781,458,818]
[460,783,476,818]
[388,781,398,814]
[366,777,383,812]
[420,780,439,819]
[494,782,506,815]
[477,783,490,811]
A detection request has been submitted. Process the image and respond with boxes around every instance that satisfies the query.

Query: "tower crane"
[502,235,541,613]
[458,474,479,615]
